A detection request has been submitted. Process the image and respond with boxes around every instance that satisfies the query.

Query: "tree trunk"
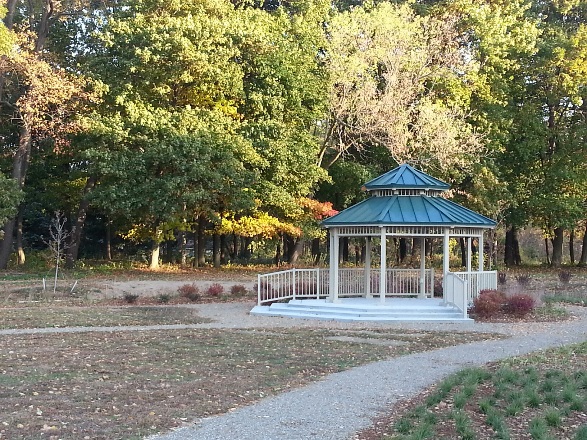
[150,241,160,270]
[178,231,187,266]
[197,217,206,266]
[579,223,587,266]
[212,233,221,268]
[105,220,112,260]
[0,123,32,268]
[459,237,466,268]
[289,238,304,264]
[411,238,421,264]
[220,234,228,264]
[569,229,575,265]
[399,238,407,263]
[504,225,521,267]
[342,237,349,262]
[232,234,238,259]
[275,235,282,266]
[311,237,321,265]
[545,238,551,266]
[66,175,97,268]
[16,207,25,265]
[550,227,564,267]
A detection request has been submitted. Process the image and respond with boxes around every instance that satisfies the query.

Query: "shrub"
[178,283,201,302]
[504,294,535,317]
[498,272,507,285]
[558,270,572,285]
[230,284,248,297]
[472,289,506,318]
[158,293,172,304]
[515,273,531,287]
[434,278,443,297]
[122,292,139,304]
[206,283,224,297]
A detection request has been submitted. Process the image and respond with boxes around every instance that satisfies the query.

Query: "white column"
[442,228,450,304]
[478,231,484,272]
[364,237,372,298]
[379,228,386,303]
[419,237,426,299]
[328,228,340,303]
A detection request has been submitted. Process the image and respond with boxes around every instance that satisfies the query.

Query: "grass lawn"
[358,342,587,440]
[0,306,211,329]
[0,327,503,439]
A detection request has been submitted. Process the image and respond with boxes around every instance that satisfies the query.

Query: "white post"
[442,228,450,304]
[364,237,372,298]
[419,237,426,299]
[478,232,484,272]
[328,228,340,303]
[379,228,386,303]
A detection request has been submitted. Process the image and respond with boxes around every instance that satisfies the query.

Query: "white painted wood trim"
[364,237,372,298]
[380,228,386,303]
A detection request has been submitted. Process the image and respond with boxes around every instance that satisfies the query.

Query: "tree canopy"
[0,0,585,268]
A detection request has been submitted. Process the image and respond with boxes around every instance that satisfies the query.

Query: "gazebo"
[251,164,497,322]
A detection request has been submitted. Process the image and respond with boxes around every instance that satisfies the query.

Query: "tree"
[320,2,484,176]
[0,0,88,268]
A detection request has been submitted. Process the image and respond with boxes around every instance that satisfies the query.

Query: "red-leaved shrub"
[504,294,535,317]
[206,283,225,296]
[178,283,201,302]
[230,284,248,296]
[472,289,507,318]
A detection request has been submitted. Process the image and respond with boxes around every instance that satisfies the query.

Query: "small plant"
[544,408,562,427]
[122,292,139,304]
[178,283,201,302]
[206,283,225,296]
[230,284,248,297]
[558,270,573,285]
[158,293,172,304]
[505,294,535,317]
[472,289,507,318]
[515,273,532,287]
[498,271,507,285]
[575,426,587,440]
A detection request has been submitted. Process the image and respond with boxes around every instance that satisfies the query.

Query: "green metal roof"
[322,164,496,229]
[322,195,496,228]
[364,163,450,191]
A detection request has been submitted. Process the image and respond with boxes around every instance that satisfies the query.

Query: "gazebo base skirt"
[250,298,473,323]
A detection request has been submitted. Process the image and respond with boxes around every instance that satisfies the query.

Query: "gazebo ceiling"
[364,163,450,191]
[323,164,496,229]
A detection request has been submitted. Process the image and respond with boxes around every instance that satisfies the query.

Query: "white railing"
[453,270,498,304]
[257,267,435,305]
[444,273,468,318]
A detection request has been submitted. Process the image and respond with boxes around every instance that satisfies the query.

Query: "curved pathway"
[149,306,587,440]
[3,303,587,440]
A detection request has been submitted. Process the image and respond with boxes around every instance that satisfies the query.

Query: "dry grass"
[0,328,503,439]
[0,306,211,329]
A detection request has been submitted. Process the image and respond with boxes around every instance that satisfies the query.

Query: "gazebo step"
[250,298,473,323]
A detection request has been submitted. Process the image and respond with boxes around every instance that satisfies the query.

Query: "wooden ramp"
[250,298,473,323]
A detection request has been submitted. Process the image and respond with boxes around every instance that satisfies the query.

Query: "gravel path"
[3,302,587,440]
[147,306,587,440]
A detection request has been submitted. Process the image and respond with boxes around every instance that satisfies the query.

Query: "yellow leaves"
[217,212,301,239]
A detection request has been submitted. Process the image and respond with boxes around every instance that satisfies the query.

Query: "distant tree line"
[0,0,585,269]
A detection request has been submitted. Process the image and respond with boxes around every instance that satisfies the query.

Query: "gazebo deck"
[251,297,473,322]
